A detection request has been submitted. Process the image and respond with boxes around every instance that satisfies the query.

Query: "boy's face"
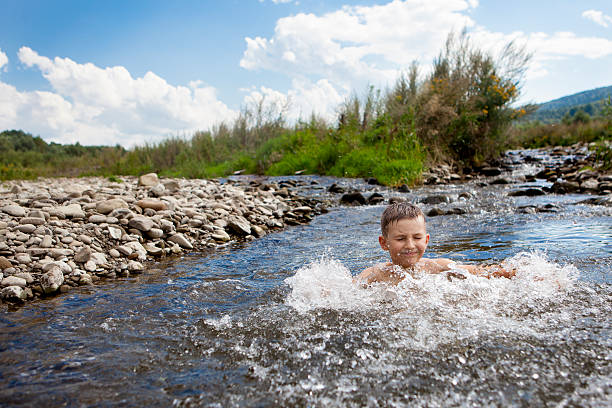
[379,216,429,269]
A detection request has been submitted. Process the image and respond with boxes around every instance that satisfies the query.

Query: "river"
[1,151,611,407]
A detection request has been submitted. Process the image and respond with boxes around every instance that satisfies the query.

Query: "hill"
[525,85,612,123]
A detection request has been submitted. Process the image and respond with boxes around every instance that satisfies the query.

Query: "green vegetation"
[524,85,612,124]
[4,31,609,185]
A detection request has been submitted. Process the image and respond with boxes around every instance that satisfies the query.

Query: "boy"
[355,202,515,285]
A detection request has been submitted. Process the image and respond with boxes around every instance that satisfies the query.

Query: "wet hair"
[380,202,425,237]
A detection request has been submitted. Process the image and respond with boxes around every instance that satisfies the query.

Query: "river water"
[1,152,611,407]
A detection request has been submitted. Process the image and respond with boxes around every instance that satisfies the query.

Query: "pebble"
[0,174,323,303]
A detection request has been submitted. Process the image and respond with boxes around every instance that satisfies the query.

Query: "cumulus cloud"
[241,0,612,113]
[582,9,612,28]
[242,0,476,90]
[0,47,236,146]
[0,49,7,72]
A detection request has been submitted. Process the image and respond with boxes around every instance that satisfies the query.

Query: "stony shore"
[0,173,326,304]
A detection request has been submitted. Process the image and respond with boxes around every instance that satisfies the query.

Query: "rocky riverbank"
[0,173,326,304]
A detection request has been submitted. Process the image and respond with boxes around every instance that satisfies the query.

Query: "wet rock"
[96,198,129,215]
[340,192,366,205]
[365,177,380,185]
[251,225,266,238]
[577,197,612,207]
[1,204,26,217]
[168,233,193,249]
[144,243,163,256]
[491,178,510,185]
[328,183,345,193]
[41,266,65,294]
[388,197,406,204]
[367,193,385,205]
[427,207,445,217]
[508,188,545,197]
[480,167,502,177]
[397,184,411,193]
[212,230,231,242]
[580,179,599,193]
[1,286,26,302]
[128,260,144,273]
[551,181,580,194]
[138,173,159,187]
[421,195,452,205]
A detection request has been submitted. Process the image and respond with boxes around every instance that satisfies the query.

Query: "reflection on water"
[1,170,611,407]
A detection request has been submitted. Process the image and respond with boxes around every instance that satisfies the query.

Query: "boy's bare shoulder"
[354,262,392,284]
[416,257,454,273]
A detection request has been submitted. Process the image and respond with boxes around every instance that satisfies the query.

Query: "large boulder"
[1,286,26,302]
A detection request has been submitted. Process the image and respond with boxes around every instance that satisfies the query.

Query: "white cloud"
[241,0,612,115]
[0,49,8,72]
[0,47,236,146]
[243,78,344,123]
[241,0,477,90]
[582,9,612,28]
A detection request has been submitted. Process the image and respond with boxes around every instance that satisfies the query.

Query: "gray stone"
[90,252,107,265]
[49,248,74,259]
[146,228,164,239]
[138,173,159,187]
[421,195,453,205]
[96,198,129,215]
[40,235,53,248]
[15,272,34,284]
[116,245,133,256]
[127,260,144,272]
[74,247,92,263]
[168,233,193,249]
[1,276,27,288]
[84,260,97,272]
[227,216,252,236]
[144,243,163,256]
[15,253,32,264]
[20,217,46,226]
[150,184,165,197]
[128,216,155,232]
[109,248,121,258]
[1,286,26,302]
[136,199,167,211]
[163,180,180,192]
[88,214,107,223]
[1,205,26,217]
[211,230,231,242]
[251,225,266,238]
[41,267,65,294]
[16,224,36,234]
[59,204,85,218]
[108,225,124,240]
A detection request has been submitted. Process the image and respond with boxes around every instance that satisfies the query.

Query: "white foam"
[284,252,580,349]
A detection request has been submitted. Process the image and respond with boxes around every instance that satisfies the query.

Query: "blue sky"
[1,0,611,146]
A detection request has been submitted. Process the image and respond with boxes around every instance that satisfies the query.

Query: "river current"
[1,153,611,407]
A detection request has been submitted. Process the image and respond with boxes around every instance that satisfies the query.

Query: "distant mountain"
[525,85,612,123]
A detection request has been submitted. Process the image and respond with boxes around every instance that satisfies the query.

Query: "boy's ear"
[379,235,389,250]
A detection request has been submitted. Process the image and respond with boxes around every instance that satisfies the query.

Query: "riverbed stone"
[127,260,144,272]
[128,216,154,232]
[227,216,252,236]
[108,225,123,240]
[508,188,546,197]
[16,224,36,234]
[421,195,453,205]
[20,217,46,226]
[59,204,85,218]
[212,230,231,242]
[41,267,65,294]
[40,235,53,248]
[96,198,129,215]
[168,233,193,249]
[2,204,26,217]
[74,247,92,263]
[138,173,159,187]
[1,276,27,288]
[15,272,34,284]
[1,286,26,302]
[135,199,168,211]
[340,192,366,206]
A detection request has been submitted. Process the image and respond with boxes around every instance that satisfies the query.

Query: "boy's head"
[379,202,429,268]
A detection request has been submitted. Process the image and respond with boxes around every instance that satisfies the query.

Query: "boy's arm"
[437,260,516,279]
